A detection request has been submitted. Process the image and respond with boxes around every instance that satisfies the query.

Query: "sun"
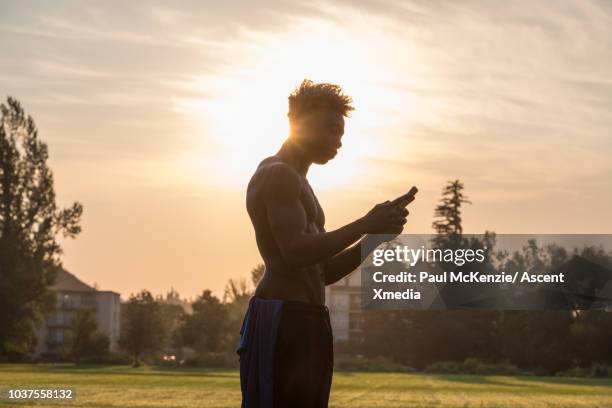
[177,11,420,191]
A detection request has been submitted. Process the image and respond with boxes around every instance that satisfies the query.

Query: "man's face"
[294,109,345,164]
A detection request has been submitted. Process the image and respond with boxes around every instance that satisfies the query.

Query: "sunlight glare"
[178,13,422,191]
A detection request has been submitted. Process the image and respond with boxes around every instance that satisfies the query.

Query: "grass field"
[1,364,611,408]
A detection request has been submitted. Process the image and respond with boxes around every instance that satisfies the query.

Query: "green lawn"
[0,364,611,408]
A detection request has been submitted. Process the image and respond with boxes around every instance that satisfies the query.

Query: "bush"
[556,363,612,378]
[183,352,238,369]
[92,351,132,365]
[425,358,524,375]
[66,351,131,365]
[590,362,611,378]
[424,361,462,374]
[334,355,415,372]
[556,366,589,377]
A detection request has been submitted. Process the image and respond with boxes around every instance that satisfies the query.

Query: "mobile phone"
[390,186,418,207]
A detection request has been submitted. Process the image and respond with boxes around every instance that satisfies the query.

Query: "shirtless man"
[238,79,412,408]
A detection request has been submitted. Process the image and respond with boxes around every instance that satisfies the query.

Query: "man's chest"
[300,183,325,232]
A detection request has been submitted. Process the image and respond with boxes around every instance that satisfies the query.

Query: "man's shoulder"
[249,157,303,201]
[253,157,302,185]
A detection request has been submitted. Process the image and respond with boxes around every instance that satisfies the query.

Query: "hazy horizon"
[2,0,611,300]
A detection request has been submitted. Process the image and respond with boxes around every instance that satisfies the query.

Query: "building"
[34,269,121,357]
[324,261,439,343]
[325,268,363,343]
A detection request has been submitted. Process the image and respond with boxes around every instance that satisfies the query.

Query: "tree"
[420,180,500,366]
[119,290,164,365]
[498,310,574,373]
[0,97,83,356]
[223,277,253,353]
[179,290,229,353]
[64,309,109,364]
[224,263,265,302]
[569,309,612,367]
[156,288,186,354]
[223,278,250,304]
[431,179,471,251]
[494,242,612,373]
[219,265,267,355]
[251,264,265,287]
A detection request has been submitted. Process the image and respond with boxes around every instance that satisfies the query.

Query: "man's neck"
[277,139,311,177]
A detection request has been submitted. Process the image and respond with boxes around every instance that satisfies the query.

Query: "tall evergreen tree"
[427,180,499,365]
[0,97,83,356]
[431,179,471,250]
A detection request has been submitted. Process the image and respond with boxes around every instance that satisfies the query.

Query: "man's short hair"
[287,79,354,121]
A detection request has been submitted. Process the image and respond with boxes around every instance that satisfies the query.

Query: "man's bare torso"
[246,156,326,304]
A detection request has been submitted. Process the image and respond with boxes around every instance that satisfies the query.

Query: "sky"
[1,0,611,300]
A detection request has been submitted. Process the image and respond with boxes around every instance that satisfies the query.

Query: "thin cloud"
[1,1,611,297]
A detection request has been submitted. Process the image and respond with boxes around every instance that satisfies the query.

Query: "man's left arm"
[323,234,390,285]
[323,204,409,284]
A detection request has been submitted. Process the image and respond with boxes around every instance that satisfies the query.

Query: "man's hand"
[323,198,413,285]
[361,201,409,235]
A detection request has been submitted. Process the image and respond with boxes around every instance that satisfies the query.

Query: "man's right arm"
[263,163,403,269]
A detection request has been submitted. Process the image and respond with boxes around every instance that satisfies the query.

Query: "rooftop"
[52,268,96,292]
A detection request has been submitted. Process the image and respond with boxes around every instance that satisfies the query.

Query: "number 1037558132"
[1,387,76,401]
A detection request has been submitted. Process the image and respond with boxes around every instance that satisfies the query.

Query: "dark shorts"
[237,297,334,408]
